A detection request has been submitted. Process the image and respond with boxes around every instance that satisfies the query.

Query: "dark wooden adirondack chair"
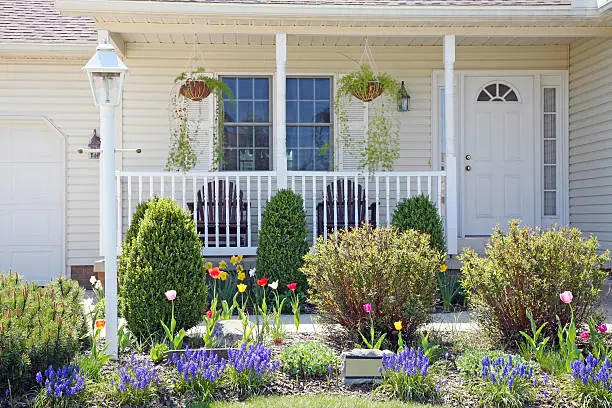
[187,180,248,247]
[316,179,376,237]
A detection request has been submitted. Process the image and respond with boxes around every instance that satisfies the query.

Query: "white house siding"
[569,37,612,250]
[0,58,99,273]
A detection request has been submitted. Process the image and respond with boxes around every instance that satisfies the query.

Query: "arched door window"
[477,82,519,102]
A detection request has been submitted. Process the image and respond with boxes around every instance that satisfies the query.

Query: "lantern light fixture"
[397,80,411,112]
[83,43,128,106]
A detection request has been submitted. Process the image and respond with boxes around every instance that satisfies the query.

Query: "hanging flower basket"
[351,81,384,102]
[180,79,212,102]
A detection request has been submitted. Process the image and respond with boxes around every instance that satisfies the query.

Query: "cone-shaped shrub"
[119,198,206,340]
[392,194,445,253]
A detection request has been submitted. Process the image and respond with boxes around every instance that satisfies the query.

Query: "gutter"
[56,0,602,21]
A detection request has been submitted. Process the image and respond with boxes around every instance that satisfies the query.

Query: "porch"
[117,170,445,255]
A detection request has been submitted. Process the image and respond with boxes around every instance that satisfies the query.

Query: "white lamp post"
[83,43,128,358]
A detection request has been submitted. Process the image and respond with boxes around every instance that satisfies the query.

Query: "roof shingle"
[124,0,571,6]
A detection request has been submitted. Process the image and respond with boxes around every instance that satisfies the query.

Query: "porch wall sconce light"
[87,129,101,159]
[397,81,411,112]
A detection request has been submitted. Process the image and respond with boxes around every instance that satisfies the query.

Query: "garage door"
[0,120,64,283]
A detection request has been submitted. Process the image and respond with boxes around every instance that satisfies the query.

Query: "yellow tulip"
[237,254,243,263]
[394,321,403,331]
[204,261,213,270]
[440,264,448,273]
[230,256,237,265]
[237,271,246,281]
[220,271,228,281]
[237,284,247,293]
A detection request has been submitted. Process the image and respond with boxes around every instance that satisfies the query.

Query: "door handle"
[465,165,471,171]
[465,154,471,160]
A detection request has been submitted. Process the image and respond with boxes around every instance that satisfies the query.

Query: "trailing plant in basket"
[335,64,400,172]
[168,68,232,172]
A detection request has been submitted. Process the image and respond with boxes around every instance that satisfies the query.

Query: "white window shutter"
[186,95,213,171]
[335,75,368,171]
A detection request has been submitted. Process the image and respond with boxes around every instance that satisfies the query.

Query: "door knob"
[465,154,471,160]
[465,165,471,171]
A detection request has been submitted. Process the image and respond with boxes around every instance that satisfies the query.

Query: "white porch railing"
[117,170,445,256]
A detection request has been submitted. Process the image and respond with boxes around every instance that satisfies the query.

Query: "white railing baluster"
[365,176,369,223]
[127,176,132,221]
[116,173,122,250]
[375,176,380,227]
[257,176,262,236]
[268,175,272,202]
[182,176,186,209]
[302,175,306,211]
[291,175,295,191]
[396,175,400,206]
[437,175,442,216]
[407,176,411,198]
[343,175,348,230]
[386,175,390,227]
[312,175,317,244]
[171,175,175,201]
[354,174,358,226]
[214,176,219,248]
[417,176,422,196]
[149,176,153,199]
[138,176,143,204]
[192,176,197,235]
[203,176,208,248]
[160,175,164,198]
[333,175,338,232]
[247,176,252,248]
[323,174,327,240]
[428,176,432,200]
[236,175,241,249]
[225,175,230,248]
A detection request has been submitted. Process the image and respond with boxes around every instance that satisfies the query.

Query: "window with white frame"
[543,87,558,217]
[286,77,332,171]
[221,76,271,171]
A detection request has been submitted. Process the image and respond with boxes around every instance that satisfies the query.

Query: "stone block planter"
[341,348,394,385]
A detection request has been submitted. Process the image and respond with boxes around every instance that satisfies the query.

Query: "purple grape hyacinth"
[228,343,280,380]
[171,347,226,384]
[382,347,430,377]
[115,355,160,393]
[35,363,86,398]
[479,355,533,389]
[571,354,612,389]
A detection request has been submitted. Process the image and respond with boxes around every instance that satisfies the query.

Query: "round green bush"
[460,219,610,346]
[392,194,445,253]
[0,272,87,392]
[302,225,444,341]
[256,189,309,297]
[119,198,207,340]
[281,341,339,377]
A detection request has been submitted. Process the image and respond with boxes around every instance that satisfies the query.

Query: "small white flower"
[268,280,279,290]
[94,280,102,290]
[249,268,256,278]
[89,276,97,285]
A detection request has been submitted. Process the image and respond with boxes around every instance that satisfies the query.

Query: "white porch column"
[275,32,288,189]
[444,34,459,255]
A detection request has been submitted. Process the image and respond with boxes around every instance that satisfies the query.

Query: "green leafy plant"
[417,331,440,361]
[149,343,169,363]
[256,190,309,299]
[302,225,443,342]
[437,271,461,311]
[119,198,207,340]
[280,341,339,377]
[75,326,112,381]
[270,282,287,344]
[335,64,400,171]
[392,194,445,253]
[517,311,550,362]
[288,282,300,334]
[118,324,135,354]
[460,219,610,346]
[556,302,581,373]
[0,272,87,393]
[358,303,387,350]
[160,290,187,350]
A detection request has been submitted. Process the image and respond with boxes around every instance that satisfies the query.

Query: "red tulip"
[206,310,213,319]
[287,282,297,291]
[208,267,221,279]
[257,277,268,287]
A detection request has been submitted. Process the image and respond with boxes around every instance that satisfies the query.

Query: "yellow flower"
[219,260,227,269]
[230,256,237,265]
[236,264,244,272]
[237,284,247,293]
[236,254,243,263]
[204,261,213,270]
[237,271,246,281]
[219,271,228,281]
[440,264,448,273]
[394,321,403,331]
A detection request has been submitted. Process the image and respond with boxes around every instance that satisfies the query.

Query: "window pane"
[287,126,298,148]
[544,191,556,216]
[544,88,556,113]
[238,78,253,99]
[299,78,315,100]
[254,78,268,100]
[315,78,330,100]
[238,101,253,122]
[505,91,518,102]
[297,149,314,170]
[254,149,269,170]
[225,126,238,147]
[287,78,298,100]
[299,101,314,123]
[315,150,330,170]
[223,77,237,99]
[224,100,236,123]
[544,114,556,139]
[544,165,556,190]
[314,101,331,123]
[299,127,314,148]
[254,101,269,122]
[544,140,556,165]
[287,148,298,170]
[238,126,253,147]
[315,127,331,150]
[498,84,510,97]
[255,127,270,148]
[239,149,254,170]
[223,148,237,170]
[286,101,298,123]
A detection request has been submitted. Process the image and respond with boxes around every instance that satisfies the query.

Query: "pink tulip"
[581,331,590,340]
[599,324,608,333]
[559,291,573,304]
[362,303,372,313]
[165,290,177,301]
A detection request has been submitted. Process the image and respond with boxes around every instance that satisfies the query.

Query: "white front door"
[0,120,64,283]
[462,76,535,236]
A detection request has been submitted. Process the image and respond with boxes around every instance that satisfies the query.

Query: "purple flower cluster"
[228,343,280,379]
[479,355,533,389]
[35,363,86,398]
[571,354,612,389]
[116,355,160,393]
[381,347,430,377]
[171,347,226,384]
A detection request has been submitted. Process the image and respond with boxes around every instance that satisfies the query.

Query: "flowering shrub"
[0,272,87,393]
[113,355,160,406]
[171,348,226,401]
[281,341,338,378]
[226,343,280,392]
[34,363,86,405]
[302,225,443,341]
[378,347,437,402]
[570,354,612,408]
[470,355,535,408]
[460,220,609,346]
